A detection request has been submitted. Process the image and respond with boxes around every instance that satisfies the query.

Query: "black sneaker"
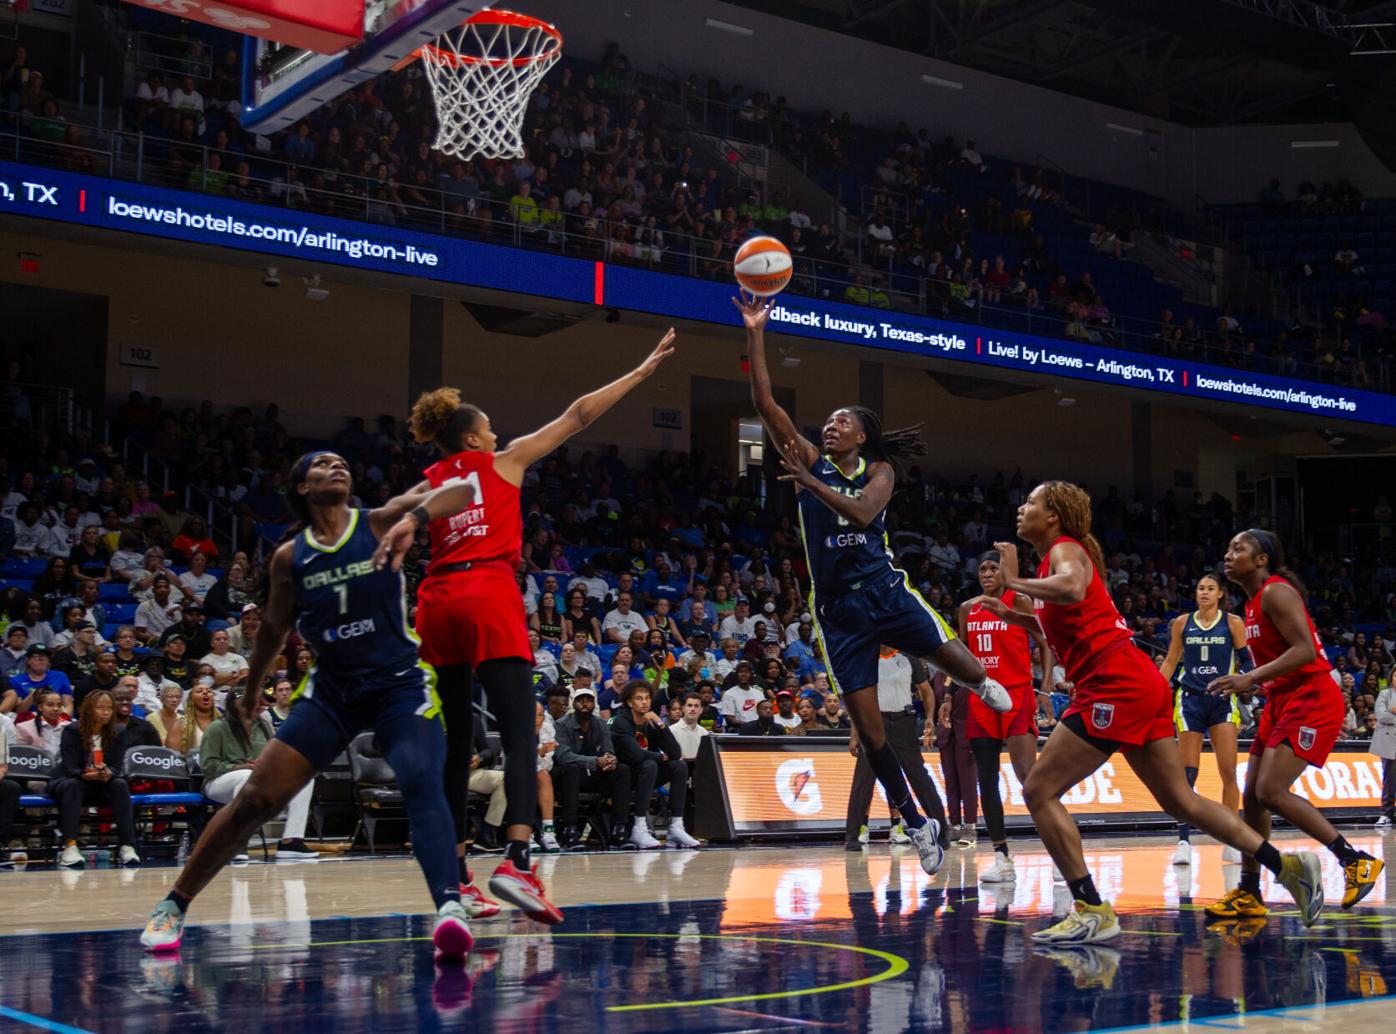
[275,839,321,861]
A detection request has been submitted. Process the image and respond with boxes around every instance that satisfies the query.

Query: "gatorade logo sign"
[127,749,184,771]
[774,758,823,816]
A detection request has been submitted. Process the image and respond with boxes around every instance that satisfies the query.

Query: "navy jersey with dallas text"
[293,509,420,680]
[797,455,896,593]
[1175,611,1238,694]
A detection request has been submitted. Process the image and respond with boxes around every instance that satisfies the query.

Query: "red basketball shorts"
[967,680,1037,741]
[1063,641,1174,748]
[414,561,531,668]
[1249,675,1345,768]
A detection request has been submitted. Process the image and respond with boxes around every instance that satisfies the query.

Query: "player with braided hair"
[977,481,1323,944]
[736,292,1013,878]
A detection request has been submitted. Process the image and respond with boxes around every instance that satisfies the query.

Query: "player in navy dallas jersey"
[737,292,1012,877]
[140,452,472,963]
[1158,572,1251,867]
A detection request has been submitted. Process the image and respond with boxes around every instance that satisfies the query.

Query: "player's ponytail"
[410,388,485,453]
[1040,480,1107,577]
[846,406,926,470]
[1243,528,1308,598]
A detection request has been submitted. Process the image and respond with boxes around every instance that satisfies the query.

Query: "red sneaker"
[460,881,501,919]
[487,859,564,926]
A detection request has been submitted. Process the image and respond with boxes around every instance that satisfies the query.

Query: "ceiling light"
[921,73,963,91]
[1105,122,1144,137]
[704,18,754,37]
[1290,139,1340,149]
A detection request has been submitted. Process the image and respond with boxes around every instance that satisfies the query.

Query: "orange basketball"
[733,235,793,297]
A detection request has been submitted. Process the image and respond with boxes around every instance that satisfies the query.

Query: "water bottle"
[176,831,190,864]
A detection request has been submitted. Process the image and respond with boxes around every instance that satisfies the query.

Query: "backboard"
[240,0,493,135]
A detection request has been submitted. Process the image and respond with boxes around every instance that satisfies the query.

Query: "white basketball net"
[419,11,562,161]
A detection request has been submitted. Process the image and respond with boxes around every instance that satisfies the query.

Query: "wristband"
[410,505,430,528]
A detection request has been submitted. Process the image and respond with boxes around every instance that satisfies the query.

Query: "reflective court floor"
[1,831,1393,1033]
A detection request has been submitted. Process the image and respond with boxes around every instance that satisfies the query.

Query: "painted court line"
[0,1005,95,1034]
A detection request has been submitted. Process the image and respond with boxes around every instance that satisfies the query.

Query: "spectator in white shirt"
[772,689,803,730]
[712,637,742,681]
[134,654,180,714]
[226,604,262,655]
[108,532,146,583]
[199,629,248,708]
[718,600,760,646]
[718,663,765,726]
[960,139,986,171]
[169,74,205,133]
[179,551,217,605]
[789,198,812,230]
[134,576,181,644]
[128,548,185,603]
[567,561,610,602]
[602,592,647,644]
[928,533,960,577]
[529,629,558,681]
[11,502,51,558]
[668,693,710,760]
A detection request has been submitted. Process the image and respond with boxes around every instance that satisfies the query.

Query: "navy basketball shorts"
[277,662,444,770]
[1173,690,1241,735]
[811,571,956,693]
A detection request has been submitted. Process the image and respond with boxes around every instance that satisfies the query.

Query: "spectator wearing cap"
[73,649,119,710]
[159,633,194,689]
[134,576,182,644]
[551,684,632,850]
[718,661,765,728]
[608,679,700,848]
[737,698,779,736]
[199,629,248,708]
[676,632,716,674]
[4,643,73,714]
[0,625,27,680]
[772,689,802,731]
[719,599,759,646]
[226,603,261,655]
[51,621,101,681]
[159,602,211,659]
[134,653,180,714]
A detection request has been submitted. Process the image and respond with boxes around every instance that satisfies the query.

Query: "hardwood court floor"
[0,829,1391,1032]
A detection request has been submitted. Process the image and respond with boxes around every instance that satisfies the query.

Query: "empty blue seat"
[99,582,129,602]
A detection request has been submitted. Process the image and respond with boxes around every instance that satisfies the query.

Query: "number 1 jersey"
[423,450,523,569]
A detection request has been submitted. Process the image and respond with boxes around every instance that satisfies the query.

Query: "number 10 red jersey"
[423,450,523,569]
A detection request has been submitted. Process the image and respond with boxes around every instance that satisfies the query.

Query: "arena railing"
[2,123,1384,393]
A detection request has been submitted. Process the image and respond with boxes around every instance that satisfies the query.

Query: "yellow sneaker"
[1205,887,1270,919]
[1345,952,1388,997]
[1341,857,1384,910]
[1030,900,1121,944]
[1208,916,1268,945]
[1036,944,1122,989]
[1277,851,1324,927]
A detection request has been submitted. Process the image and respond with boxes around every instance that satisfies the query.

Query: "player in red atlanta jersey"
[978,481,1320,945]
[956,549,1053,884]
[376,328,677,927]
[1205,528,1383,920]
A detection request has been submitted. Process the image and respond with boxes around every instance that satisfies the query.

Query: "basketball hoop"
[409,9,562,161]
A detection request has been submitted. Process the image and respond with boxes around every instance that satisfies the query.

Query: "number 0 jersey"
[797,454,896,593]
[423,450,522,569]
[293,508,419,680]
[1175,611,1238,695]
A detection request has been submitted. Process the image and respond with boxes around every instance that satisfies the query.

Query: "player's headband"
[1243,527,1282,565]
[291,451,337,488]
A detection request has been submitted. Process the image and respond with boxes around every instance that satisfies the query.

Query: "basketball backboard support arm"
[240,0,493,135]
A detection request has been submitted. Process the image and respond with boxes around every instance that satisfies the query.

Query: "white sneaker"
[973,676,1013,714]
[911,819,945,876]
[665,819,701,849]
[119,845,142,868]
[980,854,1017,883]
[1172,840,1193,866]
[1374,814,1392,828]
[60,843,84,869]
[857,824,870,845]
[538,829,561,853]
[629,819,661,850]
[889,822,912,845]
[1052,862,1066,884]
[1032,901,1121,944]
[432,900,473,961]
[1222,845,1243,863]
[231,853,250,865]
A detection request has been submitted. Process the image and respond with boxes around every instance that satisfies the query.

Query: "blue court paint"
[0,1005,95,1034]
